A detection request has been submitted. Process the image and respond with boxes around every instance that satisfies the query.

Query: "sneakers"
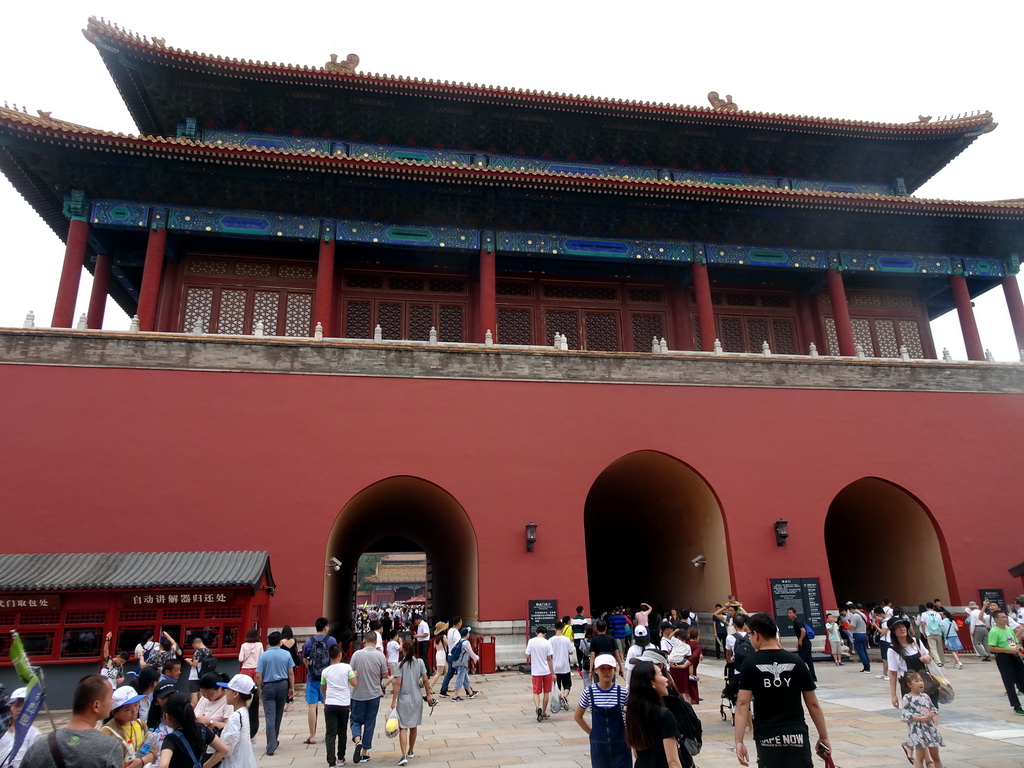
[861,669,872,673]
[1014,707,1024,716]
[451,696,463,702]
[406,754,414,759]
[937,662,944,668]
[398,759,408,766]
[955,662,963,669]
[876,674,887,679]
[536,706,544,722]
[467,691,479,699]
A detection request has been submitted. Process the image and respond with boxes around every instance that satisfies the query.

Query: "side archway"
[323,477,478,627]
[825,478,950,606]
[584,451,730,613]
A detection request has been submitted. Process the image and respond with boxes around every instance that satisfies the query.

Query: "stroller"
[720,662,738,725]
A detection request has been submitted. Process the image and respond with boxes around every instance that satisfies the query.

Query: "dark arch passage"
[825,477,951,606]
[584,451,730,614]
[323,477,478,628]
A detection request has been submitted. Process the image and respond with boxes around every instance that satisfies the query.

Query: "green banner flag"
[9,631,35,683]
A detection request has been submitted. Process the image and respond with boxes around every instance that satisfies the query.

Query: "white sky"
[1,1,1021,359]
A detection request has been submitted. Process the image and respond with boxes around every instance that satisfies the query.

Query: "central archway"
[825,478,951,606]
[584,451,730,614]
[324,477,478,627]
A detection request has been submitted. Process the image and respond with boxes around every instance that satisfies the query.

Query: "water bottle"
[136,729,159,758]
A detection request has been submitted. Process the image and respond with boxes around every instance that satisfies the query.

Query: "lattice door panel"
[898,321,925,358]
[630,312,665,352]
[252,291,280,336]
[584,312,620,352]
[497,307,533,346]
[408,304,434,341]
[438,305,464,343]
[345,301,372,339]
[183,288,213,333]
[545,309,580,349]
[378,303,402,339]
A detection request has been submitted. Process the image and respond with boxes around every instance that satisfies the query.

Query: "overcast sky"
[1,1,1021,359]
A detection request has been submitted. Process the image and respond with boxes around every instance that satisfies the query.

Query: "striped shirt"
[578,683,626,711]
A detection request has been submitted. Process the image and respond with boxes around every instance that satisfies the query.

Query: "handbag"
[926,660,955,704]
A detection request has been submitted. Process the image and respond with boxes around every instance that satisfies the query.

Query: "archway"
[323,477,478,628]
[584,451,730,614]
[825,478,950,606]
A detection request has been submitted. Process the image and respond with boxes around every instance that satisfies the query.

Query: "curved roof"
[0,551,274,591]
[81,18,995,192]
[81,18,993,139]
[2,105,1020,221]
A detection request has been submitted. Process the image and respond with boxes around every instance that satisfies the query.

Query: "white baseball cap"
[593,654,618,668]
[217,674,256,695]
[634,626,648,637]
[111,686,144,709]
[9,687,27,701]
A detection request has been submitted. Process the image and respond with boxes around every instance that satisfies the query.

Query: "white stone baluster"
[23,311,35,329]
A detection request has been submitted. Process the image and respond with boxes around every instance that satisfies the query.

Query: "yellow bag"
[385,708,399,738]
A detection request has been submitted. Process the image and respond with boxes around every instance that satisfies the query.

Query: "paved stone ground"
[46,655,1024,767]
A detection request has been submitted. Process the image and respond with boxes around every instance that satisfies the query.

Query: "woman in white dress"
[216,675,257,768]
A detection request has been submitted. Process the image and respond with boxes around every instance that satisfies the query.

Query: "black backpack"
[307,636,331,679]
[732,633,754,673]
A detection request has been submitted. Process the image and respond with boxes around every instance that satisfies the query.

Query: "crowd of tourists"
[3,593,1023,768]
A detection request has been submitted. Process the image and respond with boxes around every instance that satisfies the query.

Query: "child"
[572,654,630,768]
[939,616,963,669]
[900,671,944,767]
[825,613,843,666]
[320,644,356,768]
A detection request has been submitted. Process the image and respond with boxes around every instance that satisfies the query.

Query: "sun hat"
[593,654,618,668]
[217,674,256,695]
[433,621,449,636]
[112,686,145,709]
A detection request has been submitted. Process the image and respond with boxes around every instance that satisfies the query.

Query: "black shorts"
[555,673,572,691]
[188,680,201,694]
[754,729,812,768]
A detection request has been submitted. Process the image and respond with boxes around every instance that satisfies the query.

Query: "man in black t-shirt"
[734,612,830,768]
[588,620,623,678]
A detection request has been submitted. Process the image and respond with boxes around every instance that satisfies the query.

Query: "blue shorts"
[306,680,325,704]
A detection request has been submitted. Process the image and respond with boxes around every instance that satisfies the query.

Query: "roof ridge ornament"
[708,91,739,113]
[325,53,360,74]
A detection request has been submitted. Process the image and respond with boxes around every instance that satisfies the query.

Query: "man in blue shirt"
[256,631,295,756]
[606,610,629,657]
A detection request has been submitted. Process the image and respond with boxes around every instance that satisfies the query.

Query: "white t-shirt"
[386,639,401,663]
[526,636,553,676]
[1,726,41,768]
[220,707,256,768]
[549,634,572,674]
[624,644,644,686]
[660,636,673,655]
[887,640,927,676]
[667,637,691,665]
[447,627,462,652]
[415,620,429,642]
[321,662,356,706]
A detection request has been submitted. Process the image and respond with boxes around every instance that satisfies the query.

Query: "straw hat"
[433,621,449,636]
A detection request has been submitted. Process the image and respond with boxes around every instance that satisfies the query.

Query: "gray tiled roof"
[0,552,274,591]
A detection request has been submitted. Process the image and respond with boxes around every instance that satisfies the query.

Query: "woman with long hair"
[684,627,702,704]
[624,660,683,768]
[390,638,434,766]
[429,622,448,692]
[887,616,935,765]
[280,626,301,713]
[236,629,262,739]
[157,693,228,768]
[132,667,161,723]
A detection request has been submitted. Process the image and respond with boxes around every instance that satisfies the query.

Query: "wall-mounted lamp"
[525,522,538,552]
[774,519,789,547]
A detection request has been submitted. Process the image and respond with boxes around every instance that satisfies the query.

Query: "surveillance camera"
[329,557,342,571]
[691,555,705,567]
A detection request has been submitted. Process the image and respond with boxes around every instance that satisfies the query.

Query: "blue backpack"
[447,639,464,666]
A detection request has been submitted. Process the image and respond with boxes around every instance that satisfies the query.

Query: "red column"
[86,253,112,329]
[315,235,336,336]
[826,268,856,356]
[1002,275,1024,354]
[669,281,689,350]
[478,247,496,343]
[51,218,89,328]
[950,274,985,361]
[137,223,167,332]
[692,261,715,351]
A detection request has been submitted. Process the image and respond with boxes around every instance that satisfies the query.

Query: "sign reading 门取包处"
[769,578,824,636]
[0,594,61,611]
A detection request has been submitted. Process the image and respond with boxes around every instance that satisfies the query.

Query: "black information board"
[528,599,558,638]
[979,588,1005,608]
[769,578,825,637]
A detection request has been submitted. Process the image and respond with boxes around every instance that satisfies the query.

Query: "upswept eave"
[82,17,996,140]
[2,104,1022,221]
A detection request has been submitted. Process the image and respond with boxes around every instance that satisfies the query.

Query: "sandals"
[901,742,913,764]
[304,738,317,744]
